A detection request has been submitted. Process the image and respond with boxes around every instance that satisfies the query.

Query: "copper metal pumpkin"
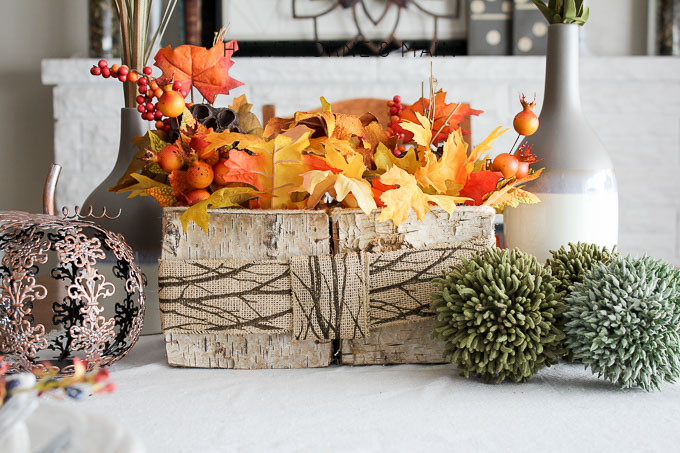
[0,165,145,374]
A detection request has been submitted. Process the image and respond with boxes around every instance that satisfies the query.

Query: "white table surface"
[60,334,680,453]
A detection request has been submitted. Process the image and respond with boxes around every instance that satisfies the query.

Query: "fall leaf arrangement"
[99,38,544,232]
[0,357,115,408]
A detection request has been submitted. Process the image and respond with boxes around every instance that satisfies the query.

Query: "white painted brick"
[607,137,679,167]
[582,82,680,114]
[53,85,122,120]
[54,120,82,170]
[616,166,678,207]
[587,113,679,141]
[81,117,121,147]
[232,58,378,83]
[581,57,680,82]
[618,207,677,262]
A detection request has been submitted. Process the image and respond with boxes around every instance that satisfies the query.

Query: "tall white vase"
[504,24,619,262]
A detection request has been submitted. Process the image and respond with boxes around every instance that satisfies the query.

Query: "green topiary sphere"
[431,247,565,383]
[547,242,618,296]
[565,256,680,391]
[547,242,618,361]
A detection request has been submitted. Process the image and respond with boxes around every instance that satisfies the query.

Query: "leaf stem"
[429,103,462,147]
[510,134,521,154]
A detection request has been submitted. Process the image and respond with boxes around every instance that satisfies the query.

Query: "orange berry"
[187,161,214,189]
[154,88,164,99]
[513,94,540,136]
[127,72,139,83]
[491,153,519,179]
[110,64,120,73]
[155,120,164,130]
[213,159,230,185]
[157,145,184,172]
[186,189,211,205]
[149,80,159,91]
[158,90,186,118]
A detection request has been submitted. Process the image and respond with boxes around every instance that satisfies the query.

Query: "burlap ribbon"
[159,238,489,340]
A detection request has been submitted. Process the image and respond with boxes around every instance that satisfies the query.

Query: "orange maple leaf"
[395,92,483,144]
[219,133,311,209]
[154,41,243,104]
[459,170,503,206]
[370,179,397,207]
[168,170,190,202]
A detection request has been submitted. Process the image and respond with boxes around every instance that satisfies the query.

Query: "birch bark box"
[158,206,496,369]
[330,206,496,365]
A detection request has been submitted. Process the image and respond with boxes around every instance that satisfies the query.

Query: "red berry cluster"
[385,95,407,156]
[90,59,190,126]
[90,59,140,83]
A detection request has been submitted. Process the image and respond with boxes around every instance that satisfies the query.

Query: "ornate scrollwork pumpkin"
[0,165,145,374]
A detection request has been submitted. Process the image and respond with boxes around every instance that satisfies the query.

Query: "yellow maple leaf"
[202,131,266,157]
[115,174,177,207]
[229,94,264,137]
[374,143,419,175]
[482,169,543,209]
[378,166,467,226]
[180,187,257,233]
[399,112,432,148]
[320,96,332,113]
[414,130,468,194]
[308,137,356,157]
[334,174,376,216]
[300,147,377,216]
[301,170,336,208]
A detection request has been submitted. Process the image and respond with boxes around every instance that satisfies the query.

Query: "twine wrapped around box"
[158,206,496,368]
[160,240,488,341]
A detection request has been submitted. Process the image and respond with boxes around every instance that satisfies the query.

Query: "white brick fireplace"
[42,56,680,264]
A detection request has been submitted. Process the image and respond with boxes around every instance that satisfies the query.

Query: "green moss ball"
[431,247,565,383]
[565,256,680,391]
[547,242,618,296]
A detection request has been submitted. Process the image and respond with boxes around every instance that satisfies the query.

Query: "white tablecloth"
[61,335,680,452]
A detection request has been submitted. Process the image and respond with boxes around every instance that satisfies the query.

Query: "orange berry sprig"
[90,59,190,125]
[513,94,539,137]
[507,93,540,154]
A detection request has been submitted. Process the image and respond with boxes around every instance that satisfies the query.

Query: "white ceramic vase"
[504,24,619,262]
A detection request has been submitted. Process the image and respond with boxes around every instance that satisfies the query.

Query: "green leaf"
[116,173,170,198]
[564,0,577,19]
[531,0,553,22]
[147,162,169,175]
[179,186,257,233]
[148,130,169,154]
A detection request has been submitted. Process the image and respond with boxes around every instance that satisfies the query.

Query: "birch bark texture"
[159,206,496,368]
[331,207,496,365]
[160,209,333,369]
